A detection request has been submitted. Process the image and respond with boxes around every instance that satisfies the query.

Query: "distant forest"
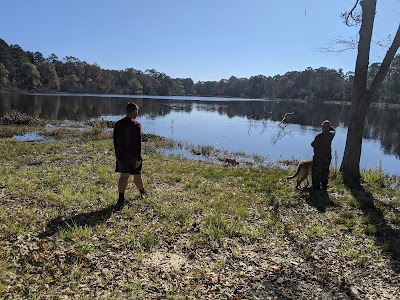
[1,38,399,103]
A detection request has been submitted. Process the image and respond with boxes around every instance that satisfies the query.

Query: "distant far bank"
[1,38,399,104]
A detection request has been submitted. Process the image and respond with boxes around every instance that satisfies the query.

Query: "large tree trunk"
[340,0,400,184]
[340,0,376,183]
[340,91,371,183]
[341,25,400,184]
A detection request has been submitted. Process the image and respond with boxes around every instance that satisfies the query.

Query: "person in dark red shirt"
[113,102,150,209]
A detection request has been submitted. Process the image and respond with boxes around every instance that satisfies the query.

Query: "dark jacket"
[113,117,142,160]
[311,127,335,157]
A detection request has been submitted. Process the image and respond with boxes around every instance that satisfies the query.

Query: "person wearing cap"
[311,120,336,191]
[113,102,151,210]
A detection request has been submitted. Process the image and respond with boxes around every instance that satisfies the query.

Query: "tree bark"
[340,90,371,183]
[340,0,376,183]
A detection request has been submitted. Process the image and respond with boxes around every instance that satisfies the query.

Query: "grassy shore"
[0,121,399,299]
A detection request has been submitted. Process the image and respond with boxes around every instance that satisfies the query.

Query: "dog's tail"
[287,169,300,180]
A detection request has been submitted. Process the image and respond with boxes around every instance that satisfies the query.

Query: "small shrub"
[86,119,115,128]
[0,110,41,125]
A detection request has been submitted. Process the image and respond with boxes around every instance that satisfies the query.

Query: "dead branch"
[373,35,393,49]
[279,111,295,127]
[316,36,359,53]
[342,0,361,26]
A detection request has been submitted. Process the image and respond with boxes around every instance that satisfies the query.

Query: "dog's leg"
[296,179,301,190]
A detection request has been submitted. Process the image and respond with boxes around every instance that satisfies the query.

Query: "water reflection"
[13,132,46,142]
[1,93,399,175]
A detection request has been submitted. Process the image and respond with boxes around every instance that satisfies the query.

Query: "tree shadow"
[241,266,360,299]
[262,195,364,299]
[305,189,335,213]
[39,204,116,238]
[347,183,400,273]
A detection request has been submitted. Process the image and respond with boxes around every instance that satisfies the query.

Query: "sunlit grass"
[343,249,369,267]
[306,225,324,239]
[362,162,388,188]
[1,125,399,299]
[58,222,93,241]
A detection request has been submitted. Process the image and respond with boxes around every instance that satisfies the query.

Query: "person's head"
[321,120,331,131]
[126,102,139,117]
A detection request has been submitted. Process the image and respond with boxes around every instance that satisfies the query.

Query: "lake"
[1,93,399,176]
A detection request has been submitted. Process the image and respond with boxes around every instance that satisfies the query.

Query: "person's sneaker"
[140,189,151,198]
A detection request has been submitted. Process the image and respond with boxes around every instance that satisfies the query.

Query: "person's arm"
[311,135,318,147]
[311,132,321,148]
[113,123,118,154]
[133,122,142,161]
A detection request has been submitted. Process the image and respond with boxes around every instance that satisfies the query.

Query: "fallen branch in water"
[279,111,295,127]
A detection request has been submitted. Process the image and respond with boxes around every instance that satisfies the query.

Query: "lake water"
[1,93,399,176]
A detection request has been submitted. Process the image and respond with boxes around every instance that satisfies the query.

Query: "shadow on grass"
[266,194,364,299]
[39,204,116,238]
[348,184,400,273]
[305,189,335,213]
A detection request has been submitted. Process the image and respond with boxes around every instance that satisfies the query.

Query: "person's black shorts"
[115,159,142,175]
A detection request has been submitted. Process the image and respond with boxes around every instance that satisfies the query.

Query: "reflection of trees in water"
[0,94,399,157]
[364,106,400,159]
[270,126,294,145]
[246,119,268,136]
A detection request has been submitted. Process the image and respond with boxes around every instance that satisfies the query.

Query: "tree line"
[0,38,399,103]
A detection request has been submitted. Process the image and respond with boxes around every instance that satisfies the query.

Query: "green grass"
[306,225,324,239]
[336,211,357,231]
[362,163,388,187]
[0,125,399,299]
[301,245,314,260]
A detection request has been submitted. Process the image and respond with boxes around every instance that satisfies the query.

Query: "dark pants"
[312,155,331,190]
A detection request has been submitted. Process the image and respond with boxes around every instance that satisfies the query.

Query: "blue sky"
[1,0,399,82]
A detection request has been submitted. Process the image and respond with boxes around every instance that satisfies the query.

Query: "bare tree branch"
[315,36,359,53]
[342,0,362,26]
[346,0,361,26]
[373,35,393,49]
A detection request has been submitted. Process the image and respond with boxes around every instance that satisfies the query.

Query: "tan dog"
[287,159,313,189]
[225,157,239,166]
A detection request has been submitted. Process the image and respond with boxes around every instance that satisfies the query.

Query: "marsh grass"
[362,162,388,188]
[0,125,399,299]
[42,127,112,141]
[0,110,43,126]
[0,125,44,138]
